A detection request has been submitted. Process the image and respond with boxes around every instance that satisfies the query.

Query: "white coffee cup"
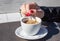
[20,17,42,35]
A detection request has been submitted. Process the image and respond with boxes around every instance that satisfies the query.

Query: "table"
[0,21,60,41]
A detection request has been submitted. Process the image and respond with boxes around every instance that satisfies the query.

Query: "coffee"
[22,18,38,24]
[26,19,38,24]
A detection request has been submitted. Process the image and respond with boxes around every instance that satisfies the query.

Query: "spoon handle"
[19,9,22,17]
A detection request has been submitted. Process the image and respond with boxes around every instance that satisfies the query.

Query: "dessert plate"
[15,26,48,40]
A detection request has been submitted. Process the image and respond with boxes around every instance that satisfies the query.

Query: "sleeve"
[40,7,60,22]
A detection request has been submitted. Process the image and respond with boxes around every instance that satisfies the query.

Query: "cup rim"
[20,17,42,25]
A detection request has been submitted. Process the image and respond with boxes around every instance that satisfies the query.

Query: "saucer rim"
[15,26,48,40]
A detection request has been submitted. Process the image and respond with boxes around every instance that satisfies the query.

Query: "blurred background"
[0,0,60,13]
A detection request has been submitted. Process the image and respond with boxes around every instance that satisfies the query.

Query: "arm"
[40,7,60,22]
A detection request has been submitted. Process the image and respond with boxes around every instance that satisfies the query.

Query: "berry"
[25,12,31,16]
[25,9,34,16]
[30,9,34,13]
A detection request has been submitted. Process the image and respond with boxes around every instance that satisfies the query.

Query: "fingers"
[20,2,38,14]
[25,2,38,13]
[29,2,38,9]
[25,3,37,12]
[36,9,44,18]
[20,4,27,14]
[26,4,30,13]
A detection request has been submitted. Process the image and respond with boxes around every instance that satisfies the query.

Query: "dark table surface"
[0,21,60,41]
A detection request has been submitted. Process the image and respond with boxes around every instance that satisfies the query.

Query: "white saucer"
[15,26,48,40]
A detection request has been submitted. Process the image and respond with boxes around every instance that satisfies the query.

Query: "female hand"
[20,2,44,18]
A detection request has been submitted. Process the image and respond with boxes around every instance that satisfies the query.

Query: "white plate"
[15,26,48,40]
